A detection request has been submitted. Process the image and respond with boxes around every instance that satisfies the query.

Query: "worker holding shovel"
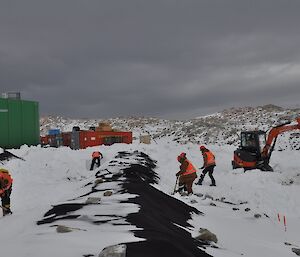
[175,153,197,195]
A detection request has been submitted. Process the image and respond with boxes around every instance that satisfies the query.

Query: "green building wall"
[0,98,39,149]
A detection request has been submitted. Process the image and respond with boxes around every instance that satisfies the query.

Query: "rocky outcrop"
[40,105,300,149]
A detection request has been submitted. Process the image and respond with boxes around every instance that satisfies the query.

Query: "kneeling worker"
[90,151,103,171]
[0,168,13,216]
[176,153,197,195]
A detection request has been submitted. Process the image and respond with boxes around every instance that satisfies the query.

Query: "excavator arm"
[262,117,300,162]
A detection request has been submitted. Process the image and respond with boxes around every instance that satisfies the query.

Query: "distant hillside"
[40,105,300,150]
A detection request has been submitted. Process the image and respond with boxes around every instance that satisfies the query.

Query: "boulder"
[99,244,126,257]
[86,197,101,204]
[195,228,218,243]
[56,225,73,233]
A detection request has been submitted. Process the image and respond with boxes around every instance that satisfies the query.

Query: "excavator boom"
[262,117,300,160]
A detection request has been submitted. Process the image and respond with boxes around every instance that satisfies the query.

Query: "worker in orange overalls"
[0,168,13,216]
[176,153,197,195]
[90,151,103,171]
[196,146,216,186]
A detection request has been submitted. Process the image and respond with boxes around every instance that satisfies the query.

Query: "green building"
[0,93,39,149]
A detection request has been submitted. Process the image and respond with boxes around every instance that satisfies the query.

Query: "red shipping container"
[79,131,101,149]
[98,131,133,145]
[48,135,58,147]
[61,132,72,147]
[77,131,132,149]
[40,136,49,145]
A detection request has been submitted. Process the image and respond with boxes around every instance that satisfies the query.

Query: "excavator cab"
[232,130,271,171]
[240,131,266,153]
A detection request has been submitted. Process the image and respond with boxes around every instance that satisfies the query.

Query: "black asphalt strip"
[37,151,211,257]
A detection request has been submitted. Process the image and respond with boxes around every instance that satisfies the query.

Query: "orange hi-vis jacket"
[203,150,216,167]
[182,160,197,176]
[0,169,13,196]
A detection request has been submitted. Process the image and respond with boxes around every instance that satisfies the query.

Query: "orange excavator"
[232,117,300,171]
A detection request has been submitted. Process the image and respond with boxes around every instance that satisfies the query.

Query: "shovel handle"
[173,176,179,194]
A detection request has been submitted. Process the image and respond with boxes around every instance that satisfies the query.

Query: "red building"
[71,130,132,149]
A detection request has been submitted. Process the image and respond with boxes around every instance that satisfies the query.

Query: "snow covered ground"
[0,139,299,257]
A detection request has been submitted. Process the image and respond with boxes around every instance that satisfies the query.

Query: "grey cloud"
[1,0,300,119]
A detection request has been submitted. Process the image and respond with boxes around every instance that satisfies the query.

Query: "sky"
[1,0,300,119]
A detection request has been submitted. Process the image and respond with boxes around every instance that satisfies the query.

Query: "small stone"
[245,208,251,212]
[254,213,261,218]
[190,199,198,204]
[210,202,216,206]
[232,207,239,211]
[86,197,101,204]
[194,193,203,197]
[103,191,113,197]
[94,179,104,185]
[56,225,73,233]
[204,194,214,200]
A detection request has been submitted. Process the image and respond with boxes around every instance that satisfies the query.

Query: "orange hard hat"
[200,145,206,150]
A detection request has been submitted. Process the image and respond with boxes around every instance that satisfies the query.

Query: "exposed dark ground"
[0,150,24,163]
[37,151,211,257]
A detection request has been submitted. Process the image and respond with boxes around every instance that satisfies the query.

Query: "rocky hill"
[40,104,300,150]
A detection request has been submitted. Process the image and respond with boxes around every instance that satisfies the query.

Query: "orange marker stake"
[283,215,287,232]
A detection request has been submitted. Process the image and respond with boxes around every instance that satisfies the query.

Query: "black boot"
[196,174,204,185]
[177,185,185,193]
[2,206,12,216]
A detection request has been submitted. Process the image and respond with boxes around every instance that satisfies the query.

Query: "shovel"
[172,176,179,195]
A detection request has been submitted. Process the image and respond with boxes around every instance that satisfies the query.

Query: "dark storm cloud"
[1,0,300,119]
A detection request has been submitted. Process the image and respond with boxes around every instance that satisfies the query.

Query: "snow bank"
[0,140,299,257]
